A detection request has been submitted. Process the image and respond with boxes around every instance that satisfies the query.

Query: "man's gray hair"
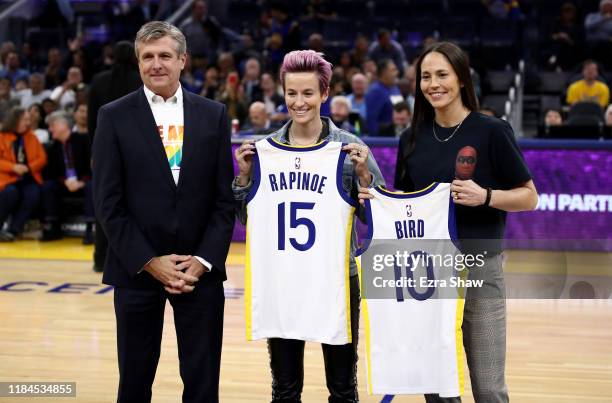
[135,21,187,58]
[45,110,73,127]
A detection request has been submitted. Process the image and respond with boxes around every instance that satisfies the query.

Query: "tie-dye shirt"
[144,84,184,185]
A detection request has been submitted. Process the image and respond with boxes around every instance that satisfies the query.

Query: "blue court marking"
[380,395,394,402]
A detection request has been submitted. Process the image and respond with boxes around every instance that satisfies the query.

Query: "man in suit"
[88,40,142,272]
[92,21,234,403]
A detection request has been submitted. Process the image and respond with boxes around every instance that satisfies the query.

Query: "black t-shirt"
[395,112,532,254]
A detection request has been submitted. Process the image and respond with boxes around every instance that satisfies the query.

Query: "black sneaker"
[0,230,15,242]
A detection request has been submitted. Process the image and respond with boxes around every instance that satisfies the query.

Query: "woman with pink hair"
[234,50,385,402]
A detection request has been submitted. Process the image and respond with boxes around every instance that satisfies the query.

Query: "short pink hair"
[279,50,332,94]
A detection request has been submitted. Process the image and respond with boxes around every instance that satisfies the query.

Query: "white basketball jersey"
[359,183,466,397]
[245,138,356,345]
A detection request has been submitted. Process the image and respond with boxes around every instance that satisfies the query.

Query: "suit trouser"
[113,279,225,403]
[425,254,509,403]
[267,275,360,403]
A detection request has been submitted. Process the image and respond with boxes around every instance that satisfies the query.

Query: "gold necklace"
[432,113,469,143]
[288,129,318,146]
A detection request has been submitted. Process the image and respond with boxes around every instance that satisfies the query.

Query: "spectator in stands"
[19,73,52,109]
[365,59,401,136]
[330,95,355,132]
[363,59,377,83]
[378,101,411,137]
[547,2,584,70]
[28,104,49,144]
[0,107,47,242]
[0,51,29,87]
[180,0,221,62]
[180,55,204,94]
[40,111,93,243]
[605,104,612,125]
[44,48,65,90]
[217,72,247,125]
[241,57,262,104]
[50,66,83,111]
[347,72,368,121]
[73,104,88,136]
[260,72,284,118]
[217,52,236,83]
[350,34,370,67]
[566,59,610,108]
[585,0,612,42]
[0,77,18,125]
[14,79,28,92]
[41,98,58,117]
[544,109,563,126]
[0,41,15,71]
[368,29,407,77]
[126,0,158,39]
[585,0,612,68]
[201,65,220,100]
[307,33,325,53]
[242,101,277,134]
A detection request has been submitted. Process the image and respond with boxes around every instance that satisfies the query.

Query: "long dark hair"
[2,107,26,134]
[408,42,479,154]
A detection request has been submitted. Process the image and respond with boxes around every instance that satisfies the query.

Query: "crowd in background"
[0,0,611,241]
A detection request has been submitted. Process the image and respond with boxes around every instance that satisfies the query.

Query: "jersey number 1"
[277,202,316,251]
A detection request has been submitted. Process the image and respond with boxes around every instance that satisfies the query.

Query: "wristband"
[483,187,492,207]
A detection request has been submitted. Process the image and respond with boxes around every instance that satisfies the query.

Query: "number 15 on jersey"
[277,202,316,251]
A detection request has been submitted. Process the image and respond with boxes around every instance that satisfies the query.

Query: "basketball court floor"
[1,239,611,402]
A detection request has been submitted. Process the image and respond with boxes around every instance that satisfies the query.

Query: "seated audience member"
[41,98,58,116]
[330,96,355,132]
[539,109,566,137]
[0,107,46,241]
[217,71,247,125]
[72,103,88,136]
[585,0,612,41]
[378,101,411,137]
[0,77,19,124]
[241,57,262,104]
[566,60,610,108]
[365,59,402,136]
[0,51,29,86]
[545,109,564,126]
[606,104,612,126]
[27,104,50,144]
[19,73,52,109]
[241,101,277,134]
[347,72,368,121]
[40,111,93,243]
[50,66,83,111]
[368,29,407,76]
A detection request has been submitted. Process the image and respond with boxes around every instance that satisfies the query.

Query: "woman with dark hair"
[234,50,384,403]
[28,103,50,144]
[0,107,47,241]
[363,42,538,402]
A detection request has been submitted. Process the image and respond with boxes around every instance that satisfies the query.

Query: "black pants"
[0,181,40,234]
[41,179,95,222]
[114,279,225,403]
[267,275,360,403]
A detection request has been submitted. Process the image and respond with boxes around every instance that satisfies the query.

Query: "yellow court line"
[0,239,245,266]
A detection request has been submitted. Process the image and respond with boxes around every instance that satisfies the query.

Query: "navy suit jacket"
[92,87,235,288]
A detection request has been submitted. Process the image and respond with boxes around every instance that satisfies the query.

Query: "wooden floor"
[0,240,611,402]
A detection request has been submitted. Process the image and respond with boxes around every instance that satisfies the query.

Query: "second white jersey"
[245,138,356,345]
[360,183,466,397]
